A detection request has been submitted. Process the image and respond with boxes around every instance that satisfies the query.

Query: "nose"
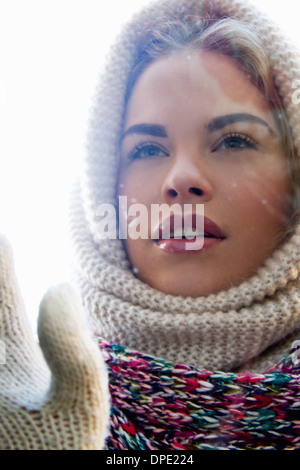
[161,154,213,203]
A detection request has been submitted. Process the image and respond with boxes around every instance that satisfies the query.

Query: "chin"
[141,267,252,297]
[144,274,223,298]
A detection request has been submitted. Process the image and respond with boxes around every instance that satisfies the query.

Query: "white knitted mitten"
[0,235,110,450]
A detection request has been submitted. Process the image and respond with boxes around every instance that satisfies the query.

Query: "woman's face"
[118,51,292,297]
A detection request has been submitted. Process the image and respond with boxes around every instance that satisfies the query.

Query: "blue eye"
[128,143,169,160]
[213,133,257,151]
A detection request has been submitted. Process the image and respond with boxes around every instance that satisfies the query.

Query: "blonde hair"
[125,16,300,225]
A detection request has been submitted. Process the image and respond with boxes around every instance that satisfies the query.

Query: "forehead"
[124,50,273,127]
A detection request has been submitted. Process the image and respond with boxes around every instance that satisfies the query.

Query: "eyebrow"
[120,123,168,143]
[206,113,276,136]
[120,113,277,143]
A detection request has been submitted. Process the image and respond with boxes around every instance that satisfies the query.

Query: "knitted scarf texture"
[69,0,300,449]
[99,340,300,450]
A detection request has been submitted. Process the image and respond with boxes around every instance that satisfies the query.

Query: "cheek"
[225,167,292,232]
[117,169,158,243]
[118,163,163,205]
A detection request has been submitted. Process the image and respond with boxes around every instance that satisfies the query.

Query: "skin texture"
[118,50,292,297]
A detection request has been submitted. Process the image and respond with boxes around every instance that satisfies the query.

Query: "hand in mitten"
[0,235,110,450]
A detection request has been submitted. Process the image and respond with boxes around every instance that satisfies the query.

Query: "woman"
[1,0,300,450]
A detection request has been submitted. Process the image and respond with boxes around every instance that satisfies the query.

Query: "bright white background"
[0,0,300,327]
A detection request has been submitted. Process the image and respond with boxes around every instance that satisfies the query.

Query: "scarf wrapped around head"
[70,0,300,373]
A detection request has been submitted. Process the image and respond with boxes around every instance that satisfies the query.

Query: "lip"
[153,213,226,253]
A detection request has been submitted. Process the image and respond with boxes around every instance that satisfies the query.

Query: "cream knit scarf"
[70,0,300,373]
